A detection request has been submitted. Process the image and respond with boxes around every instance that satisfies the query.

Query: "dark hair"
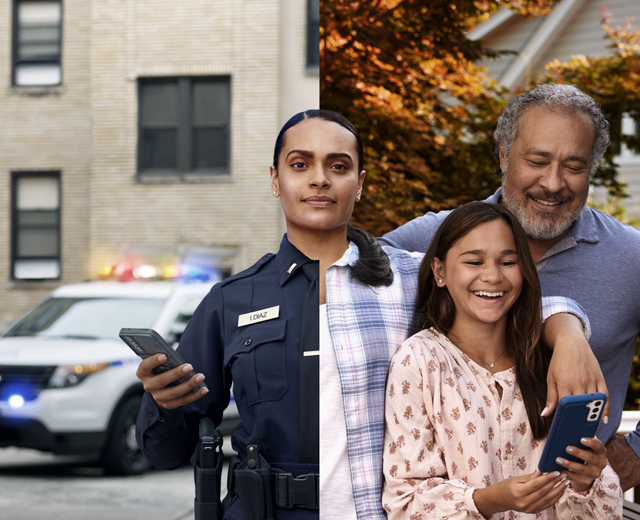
[413,202,552,439]
[346,225,393,287]
[274,110,389,287]
[273,109,364,172]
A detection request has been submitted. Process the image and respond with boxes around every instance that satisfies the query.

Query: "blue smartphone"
[538,392,606,473]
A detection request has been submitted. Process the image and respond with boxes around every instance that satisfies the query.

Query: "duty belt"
[272,471,319,509]
[227,445,319,520]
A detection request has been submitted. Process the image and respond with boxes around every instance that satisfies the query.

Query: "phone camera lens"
[595,401,602,406]
[590,414,597,420]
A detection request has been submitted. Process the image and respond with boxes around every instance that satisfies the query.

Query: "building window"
[307,0,319,68]
[13,0,62,86]
[138,77,231,175]
[611,115,640,160]
[12,173,61,280]
[610,116,622,156]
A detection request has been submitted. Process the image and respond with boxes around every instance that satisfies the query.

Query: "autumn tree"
[321,0,558,235]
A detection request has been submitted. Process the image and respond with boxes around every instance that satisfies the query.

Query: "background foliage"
[321,0,554,234]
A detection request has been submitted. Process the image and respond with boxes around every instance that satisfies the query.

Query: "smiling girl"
[381,202,621,519]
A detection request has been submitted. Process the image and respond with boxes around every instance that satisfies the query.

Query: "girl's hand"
[136,354,209,409]
[474,470,569,517]
[554,437,607,492]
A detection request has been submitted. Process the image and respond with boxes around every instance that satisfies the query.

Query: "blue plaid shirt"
[325,242,590,520]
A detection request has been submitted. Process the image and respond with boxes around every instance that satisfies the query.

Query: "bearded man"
[380,83,640,491]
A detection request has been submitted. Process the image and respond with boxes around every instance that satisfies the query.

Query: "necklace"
[452,342,507,369]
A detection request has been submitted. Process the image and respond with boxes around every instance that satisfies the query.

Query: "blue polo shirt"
[136,235,319,480]
[379,188,640,454]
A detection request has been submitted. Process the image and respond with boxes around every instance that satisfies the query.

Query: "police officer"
[135,110,366,520]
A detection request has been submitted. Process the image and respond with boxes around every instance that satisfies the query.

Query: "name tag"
[238,306,280,327]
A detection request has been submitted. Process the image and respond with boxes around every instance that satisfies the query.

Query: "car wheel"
[101,394,151,475]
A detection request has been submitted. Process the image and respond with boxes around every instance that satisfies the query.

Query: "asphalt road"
[0,445,233,520]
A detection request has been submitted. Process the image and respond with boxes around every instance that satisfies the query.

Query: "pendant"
[489,363,495,368]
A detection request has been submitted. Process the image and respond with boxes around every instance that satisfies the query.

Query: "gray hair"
[494,84,610,177]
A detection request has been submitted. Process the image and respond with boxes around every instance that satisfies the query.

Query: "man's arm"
[378,190,504,251]
[606,433,640,492]
[541,305,609,421]
[540,311,640,490]
[378,209,452,251]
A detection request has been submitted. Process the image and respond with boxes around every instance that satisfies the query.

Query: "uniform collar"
[490,187,599,244]
[275,234,317,287]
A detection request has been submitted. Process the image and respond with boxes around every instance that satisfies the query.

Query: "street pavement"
[0,443,233,520]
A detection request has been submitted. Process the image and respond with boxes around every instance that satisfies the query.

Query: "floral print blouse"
[382,328,622,519]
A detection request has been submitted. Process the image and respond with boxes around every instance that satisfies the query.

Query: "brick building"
[0,0,319,326]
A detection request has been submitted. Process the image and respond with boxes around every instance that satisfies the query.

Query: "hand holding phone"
[121,328,208,409]
[555,436,608,492]
[538,393,607,491]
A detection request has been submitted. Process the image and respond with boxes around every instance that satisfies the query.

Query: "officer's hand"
[136,354,209,409]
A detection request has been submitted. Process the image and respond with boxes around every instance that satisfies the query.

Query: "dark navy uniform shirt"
[136,235,318,473]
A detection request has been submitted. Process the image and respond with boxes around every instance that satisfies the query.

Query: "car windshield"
[4,297,166,340]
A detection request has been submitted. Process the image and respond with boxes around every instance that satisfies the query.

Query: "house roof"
[469,0,589,88]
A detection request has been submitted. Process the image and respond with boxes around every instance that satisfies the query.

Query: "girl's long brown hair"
[412,202,553,439]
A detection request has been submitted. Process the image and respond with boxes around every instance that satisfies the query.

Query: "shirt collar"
[330,241,360,268]
[567,206,599,243]
[489,187,599,244]
[327,241,384,294]
[275,234,316,286]
[485,188,502,204]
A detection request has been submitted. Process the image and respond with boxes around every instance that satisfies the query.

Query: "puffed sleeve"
[555,464,623,519]
[381,341,484,520]
[136,283,230,470]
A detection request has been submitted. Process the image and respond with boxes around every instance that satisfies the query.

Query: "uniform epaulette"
[219,253,275,287]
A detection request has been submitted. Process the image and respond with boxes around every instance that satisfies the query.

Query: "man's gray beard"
[501,183,585,241]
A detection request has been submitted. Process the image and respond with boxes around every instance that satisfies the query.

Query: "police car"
[0,279,238,475]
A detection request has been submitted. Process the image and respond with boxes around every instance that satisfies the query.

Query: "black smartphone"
[538,392,607,473]
[119,327,207,393]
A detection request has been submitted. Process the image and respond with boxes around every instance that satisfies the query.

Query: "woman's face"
[431,219,523,330]
[270,118,365,236]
